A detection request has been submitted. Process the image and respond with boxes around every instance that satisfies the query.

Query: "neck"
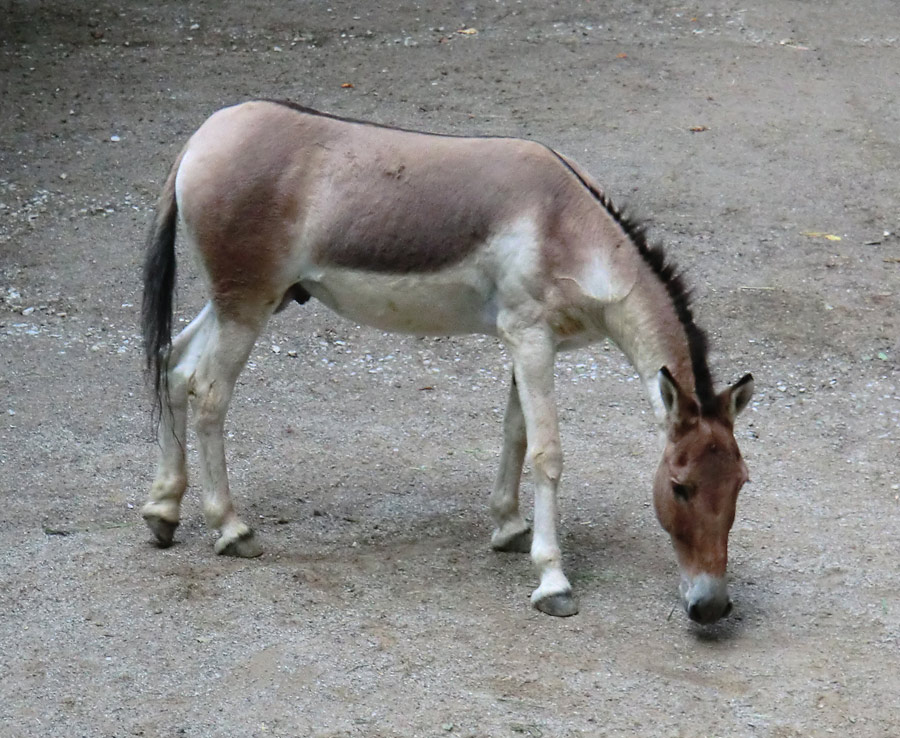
[602,265,708,423]
[552,163,713,420]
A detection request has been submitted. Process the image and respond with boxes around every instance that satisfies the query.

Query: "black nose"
[688,598,732,624]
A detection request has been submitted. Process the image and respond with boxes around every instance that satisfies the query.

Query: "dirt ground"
[1,1,898,736]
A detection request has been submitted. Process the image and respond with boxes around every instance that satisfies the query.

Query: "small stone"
[22,306,34,316]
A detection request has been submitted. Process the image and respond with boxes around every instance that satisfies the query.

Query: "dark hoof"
[492,528,532,553]
[534,592,579,617]
[144,514,178,548]
[216,530,263,558]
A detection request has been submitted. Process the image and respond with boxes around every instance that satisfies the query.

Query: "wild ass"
[141,100,754,622]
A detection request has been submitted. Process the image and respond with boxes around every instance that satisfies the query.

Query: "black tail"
[142,156,181,421]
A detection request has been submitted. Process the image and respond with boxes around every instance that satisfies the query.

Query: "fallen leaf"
[341,82,354,89]
[779,39,810,50]
[43,526,72,536]
[617,52,628,59]
[802,231,842,241]
[457,27,478,35]
[689,125,709,132]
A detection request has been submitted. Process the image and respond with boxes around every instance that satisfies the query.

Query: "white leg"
[500,319,578,617]
[190,311,266,557]
[142,302,215,546]
[490,372,531,552]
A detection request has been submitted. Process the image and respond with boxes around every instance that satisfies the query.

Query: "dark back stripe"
[261,98,508,141]
[549,150,717,412]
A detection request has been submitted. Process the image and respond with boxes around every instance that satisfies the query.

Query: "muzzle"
[680,573,732,624]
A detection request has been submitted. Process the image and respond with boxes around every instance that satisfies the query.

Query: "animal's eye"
[672,482,692,501]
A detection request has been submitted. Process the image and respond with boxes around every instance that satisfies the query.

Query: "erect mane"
[549,151,717,413]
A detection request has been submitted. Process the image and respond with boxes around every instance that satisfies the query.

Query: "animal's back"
[176,99,575,270]
[173,101,638,331]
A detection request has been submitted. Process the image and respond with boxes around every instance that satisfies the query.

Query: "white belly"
[300,265,499,336]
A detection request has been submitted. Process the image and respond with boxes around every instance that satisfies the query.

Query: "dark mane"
[549,151,716,412]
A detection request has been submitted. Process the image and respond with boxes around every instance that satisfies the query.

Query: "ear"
[658,367,698,426]
[720,373,754,422]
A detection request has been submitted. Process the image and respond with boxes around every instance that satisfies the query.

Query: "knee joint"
[528,444,562,482]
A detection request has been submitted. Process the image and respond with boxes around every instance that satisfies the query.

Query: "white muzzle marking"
[680,573,732,624]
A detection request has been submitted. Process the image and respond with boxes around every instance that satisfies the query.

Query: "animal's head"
[653,367,754,624]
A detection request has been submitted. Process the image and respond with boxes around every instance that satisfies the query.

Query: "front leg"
[501,320,578,617]
[490,372,532,553]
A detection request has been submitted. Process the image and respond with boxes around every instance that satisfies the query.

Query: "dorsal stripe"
[262,98,509,141]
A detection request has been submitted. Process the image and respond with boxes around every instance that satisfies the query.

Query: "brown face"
[654,368,754,624]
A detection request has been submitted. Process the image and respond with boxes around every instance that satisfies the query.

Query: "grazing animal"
[141,100,754,622]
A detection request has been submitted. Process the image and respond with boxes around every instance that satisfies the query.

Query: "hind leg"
[190,309,268,557]
[142,303,215,546]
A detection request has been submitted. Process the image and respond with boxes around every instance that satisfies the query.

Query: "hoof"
[215,529,263,558]
[534,591,579,617]
[491,526,532,553]
[143,513,179,548]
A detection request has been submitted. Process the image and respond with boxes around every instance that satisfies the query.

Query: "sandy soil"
[1,1,898,736]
